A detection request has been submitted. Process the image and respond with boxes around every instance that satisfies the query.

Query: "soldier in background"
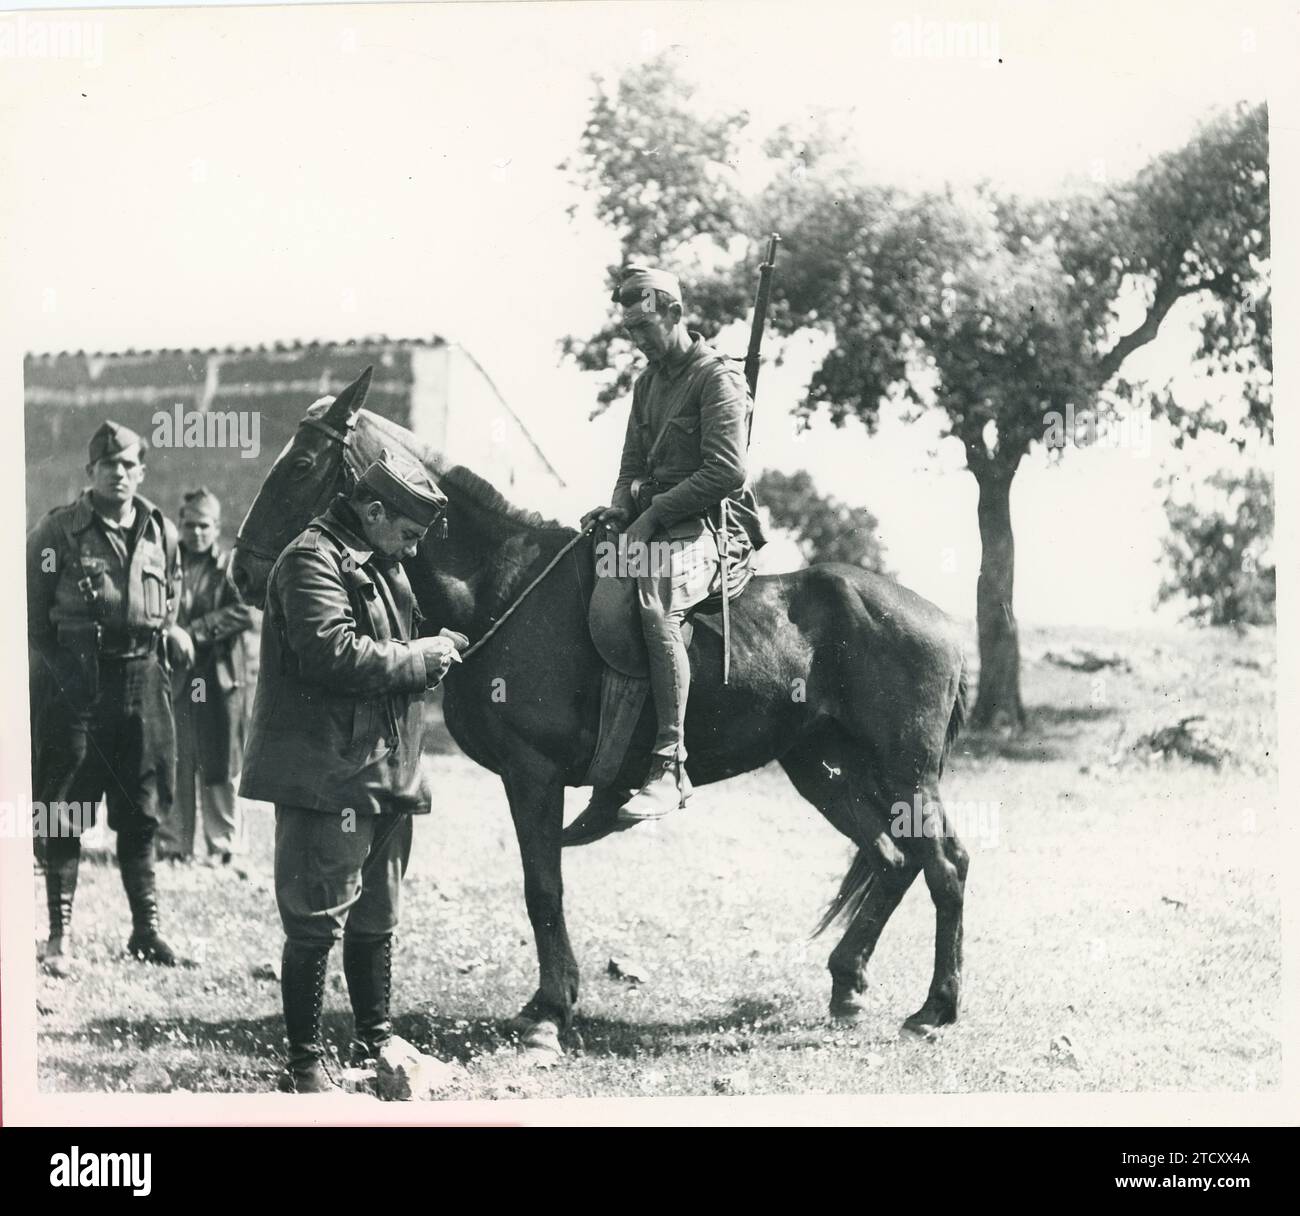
[27,421,195,975]
[157,487,259,864]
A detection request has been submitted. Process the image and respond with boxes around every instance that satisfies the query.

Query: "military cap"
[88,420,146,464]
[613,265,683,323]
[359,449,447,528]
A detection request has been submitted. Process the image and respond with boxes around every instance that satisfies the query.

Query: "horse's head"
[230,365,372,606]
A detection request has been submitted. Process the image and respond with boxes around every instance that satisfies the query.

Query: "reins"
[457,519,598,663]
[238,409,597,666]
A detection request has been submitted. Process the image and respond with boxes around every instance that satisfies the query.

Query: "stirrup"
[561,788,638,848]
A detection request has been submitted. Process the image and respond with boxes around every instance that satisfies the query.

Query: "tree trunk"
[971,464,1027,730]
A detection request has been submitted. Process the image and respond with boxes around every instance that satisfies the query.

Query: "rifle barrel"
[744,232,781,434]
[743,234,781,400]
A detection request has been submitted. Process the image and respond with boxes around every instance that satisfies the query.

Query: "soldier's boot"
[617,755,693,825]
[560,786,639,848]
[42,836,81,978]
[118,830,179,966]
[281,940,339,1093]
[343,934,393,1063]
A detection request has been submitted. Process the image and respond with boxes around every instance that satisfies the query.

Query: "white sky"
[0,0,1283,625]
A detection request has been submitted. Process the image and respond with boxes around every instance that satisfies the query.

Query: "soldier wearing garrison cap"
[157,487,259,864]
[27,420,194,975]
[565,265,767,845]
[241,448,464,1093]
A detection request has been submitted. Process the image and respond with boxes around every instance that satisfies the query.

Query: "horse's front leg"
[501,754,577,1058]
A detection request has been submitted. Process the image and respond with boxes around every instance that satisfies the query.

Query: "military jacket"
[175,543,258,783]
[612,332,767,549]
[27,490,181,659]
[240,499,434,815]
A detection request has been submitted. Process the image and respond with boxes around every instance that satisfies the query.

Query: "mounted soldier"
[27,420,194,975]
[565,266,767,845]
[240,447,464,1093]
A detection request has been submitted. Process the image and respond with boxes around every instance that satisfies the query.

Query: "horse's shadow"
[49,996,864,1091]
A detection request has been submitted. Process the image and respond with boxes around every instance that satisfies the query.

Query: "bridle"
[235,407,597,665]
[234,413,361,564]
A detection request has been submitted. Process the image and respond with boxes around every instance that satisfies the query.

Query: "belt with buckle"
[98,626,160,659]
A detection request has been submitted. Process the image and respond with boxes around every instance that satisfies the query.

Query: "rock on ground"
[374,1036,461,1101]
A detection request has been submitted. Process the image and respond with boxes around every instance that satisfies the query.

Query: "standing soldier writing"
[158,487,258,864]
[27,421,195,975]
[240,450,462,1093]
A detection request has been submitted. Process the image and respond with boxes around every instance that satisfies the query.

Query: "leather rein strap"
[458,520,598,663]
[237,413,597,665]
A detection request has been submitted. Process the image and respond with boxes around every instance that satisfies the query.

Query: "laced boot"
[280,940,339,1093]
[42,836,81,978]
[343,934,393,1063]
[118,830,179,966]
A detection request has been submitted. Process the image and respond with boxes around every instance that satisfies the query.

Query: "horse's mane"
[350,406,571,535]
[438,465,571,534]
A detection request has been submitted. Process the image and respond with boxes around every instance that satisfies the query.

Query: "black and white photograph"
[0,0,1295,1144]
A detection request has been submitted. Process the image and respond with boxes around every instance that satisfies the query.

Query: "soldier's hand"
[437,627,470,654]
[224,604,257,631]
[622,508,660,548]
[581,505,628,531]
[165,624,196,669]
[413,636,459,686]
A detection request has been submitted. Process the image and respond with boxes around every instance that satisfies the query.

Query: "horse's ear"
[325,365,373,428]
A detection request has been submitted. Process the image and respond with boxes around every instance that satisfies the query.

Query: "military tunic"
[610,333,767,760]
[27,490,182,834]
[241,498,440,944]
[159,542,258,858]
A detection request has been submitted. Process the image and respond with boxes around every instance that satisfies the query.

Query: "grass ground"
[34,622,1279,1098]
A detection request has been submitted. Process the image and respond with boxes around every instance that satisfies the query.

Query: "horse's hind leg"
[900,789,969,1038]
[780,730,918,1021]
[824,853,919,1021]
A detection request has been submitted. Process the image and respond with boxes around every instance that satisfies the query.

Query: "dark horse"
[232,369,971,1056]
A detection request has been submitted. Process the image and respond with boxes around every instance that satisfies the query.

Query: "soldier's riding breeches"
[274,806,413,945]
[635,527,720,761]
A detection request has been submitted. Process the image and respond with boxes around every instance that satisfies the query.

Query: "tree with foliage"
[562,54,1271,728]
[755,469,890,573]
[1158,468,1275,626]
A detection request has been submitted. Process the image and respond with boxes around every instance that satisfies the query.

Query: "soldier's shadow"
[54,997,810,1092]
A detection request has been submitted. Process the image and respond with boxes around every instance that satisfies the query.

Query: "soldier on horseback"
[565,267,766,845]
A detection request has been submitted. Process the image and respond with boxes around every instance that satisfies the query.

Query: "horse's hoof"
[901,1020,941,1043]
[519,1020,562,1066]
[829,999,868,1023]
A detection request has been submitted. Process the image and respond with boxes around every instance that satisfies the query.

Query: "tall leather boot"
[343,934,393,1061]
[281,939,338,1093]
[43,836,81,978]
[118,830,179,966]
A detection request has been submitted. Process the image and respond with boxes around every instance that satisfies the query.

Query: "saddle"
[583,522,754,788]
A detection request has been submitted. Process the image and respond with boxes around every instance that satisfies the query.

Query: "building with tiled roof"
[24,336,565,529]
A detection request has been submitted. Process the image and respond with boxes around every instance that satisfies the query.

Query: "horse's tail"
[813,848,878,938]
[940,655,969,778]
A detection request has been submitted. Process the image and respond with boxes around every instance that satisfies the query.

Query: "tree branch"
[1096,271,1232,384]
